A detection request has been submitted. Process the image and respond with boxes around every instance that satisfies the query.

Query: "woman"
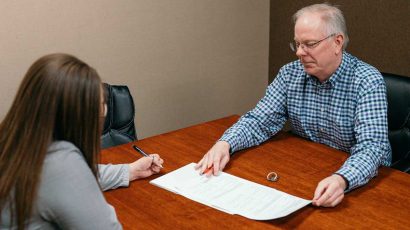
[0,53,163,229]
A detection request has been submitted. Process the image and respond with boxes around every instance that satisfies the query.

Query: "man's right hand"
[195,141,231,176]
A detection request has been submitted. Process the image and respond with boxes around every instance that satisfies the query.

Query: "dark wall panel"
[269,0,410,82]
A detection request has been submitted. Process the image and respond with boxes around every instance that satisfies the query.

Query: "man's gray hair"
[293,3,349,49]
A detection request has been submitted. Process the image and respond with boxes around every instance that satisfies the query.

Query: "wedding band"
[267,171,279,182]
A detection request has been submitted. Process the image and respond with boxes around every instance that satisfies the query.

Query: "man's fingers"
[203,152,216,176]
[313,183,341,206]
[219,154,230,171]
[213,159,220,176]
[313,175,346,207]
[323,193,344,207]
[195,158,204,170]
[196,141,230,176]
[322,188,344,207]
[201,155,209,173]
[313,182,326,201]
[330,193,344,207]
[206,152,215,169]
[313,182,335,206]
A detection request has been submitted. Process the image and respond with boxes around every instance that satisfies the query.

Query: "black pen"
[132,145,163,168]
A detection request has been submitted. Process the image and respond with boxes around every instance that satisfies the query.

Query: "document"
[150,163,311,220]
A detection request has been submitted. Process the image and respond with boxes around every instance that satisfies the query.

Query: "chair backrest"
[382,72,410,173]
[101,83,137,148]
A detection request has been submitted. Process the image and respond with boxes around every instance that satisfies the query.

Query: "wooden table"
[101,115,410,229]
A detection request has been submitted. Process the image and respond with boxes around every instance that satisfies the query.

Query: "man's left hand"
[312,174,347,207]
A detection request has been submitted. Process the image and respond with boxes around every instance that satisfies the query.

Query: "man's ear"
[334,34,344,55]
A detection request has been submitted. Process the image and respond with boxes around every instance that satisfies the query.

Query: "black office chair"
[101,83,137,148]
[382,72,410,173]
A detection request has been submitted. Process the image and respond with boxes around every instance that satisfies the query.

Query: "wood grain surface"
[102,115,410,229]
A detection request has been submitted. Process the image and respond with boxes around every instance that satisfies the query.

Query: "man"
[195,3,391,207]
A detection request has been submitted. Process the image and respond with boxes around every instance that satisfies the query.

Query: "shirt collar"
[327,51,349,86]
[305,51,349,88]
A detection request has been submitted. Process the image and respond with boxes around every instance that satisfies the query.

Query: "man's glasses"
[290,33,336,52]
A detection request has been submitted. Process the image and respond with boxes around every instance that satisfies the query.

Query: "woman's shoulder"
[48,140,80,154]
[37,142,121,229]
[42,141,92,184]
[38,140,98,212]
[45,141,84,165]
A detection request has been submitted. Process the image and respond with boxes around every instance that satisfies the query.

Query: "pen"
[132,145,163,168]
[203,165,213,174]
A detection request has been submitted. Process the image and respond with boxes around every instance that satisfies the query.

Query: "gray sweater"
[1,141,129,229]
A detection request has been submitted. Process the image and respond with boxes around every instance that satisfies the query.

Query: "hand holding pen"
[132,145,163,168]
[128,145,164,181]
[194,141,231,176]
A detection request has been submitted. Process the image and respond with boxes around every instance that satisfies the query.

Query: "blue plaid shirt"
[221,52,391,191]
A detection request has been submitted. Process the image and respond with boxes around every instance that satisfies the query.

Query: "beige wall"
[0,0,269,138]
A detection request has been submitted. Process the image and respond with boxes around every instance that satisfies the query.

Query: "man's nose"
[296,45,307,57]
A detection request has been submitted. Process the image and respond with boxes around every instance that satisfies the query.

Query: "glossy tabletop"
[101,115,410,229]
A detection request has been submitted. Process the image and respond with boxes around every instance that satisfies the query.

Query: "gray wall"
[269,0,410,82]
[0,0,270,138]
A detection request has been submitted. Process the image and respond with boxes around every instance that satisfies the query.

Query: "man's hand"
[129,154,164,181]
[312,174,347,207]
[194,141,230,176]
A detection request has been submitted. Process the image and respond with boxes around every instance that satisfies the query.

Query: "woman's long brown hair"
[0,53,103,229]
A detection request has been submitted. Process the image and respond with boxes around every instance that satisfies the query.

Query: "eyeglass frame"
[290,33,336,52]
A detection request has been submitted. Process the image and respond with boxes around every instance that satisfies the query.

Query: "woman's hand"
[129,154,164,181]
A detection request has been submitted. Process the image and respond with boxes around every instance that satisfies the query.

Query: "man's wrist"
[334,173,349,190]
[219,134,236,153]
[217,140,232,154]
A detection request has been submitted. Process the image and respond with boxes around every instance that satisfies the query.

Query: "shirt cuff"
[107,163,130,189]
[335,166,360,192]
[334,172,350,191]
[219,135,236,154]
[121,164,130,187]
[99,163,130,191]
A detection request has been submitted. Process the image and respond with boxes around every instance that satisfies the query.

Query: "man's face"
[294,13,342,81]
